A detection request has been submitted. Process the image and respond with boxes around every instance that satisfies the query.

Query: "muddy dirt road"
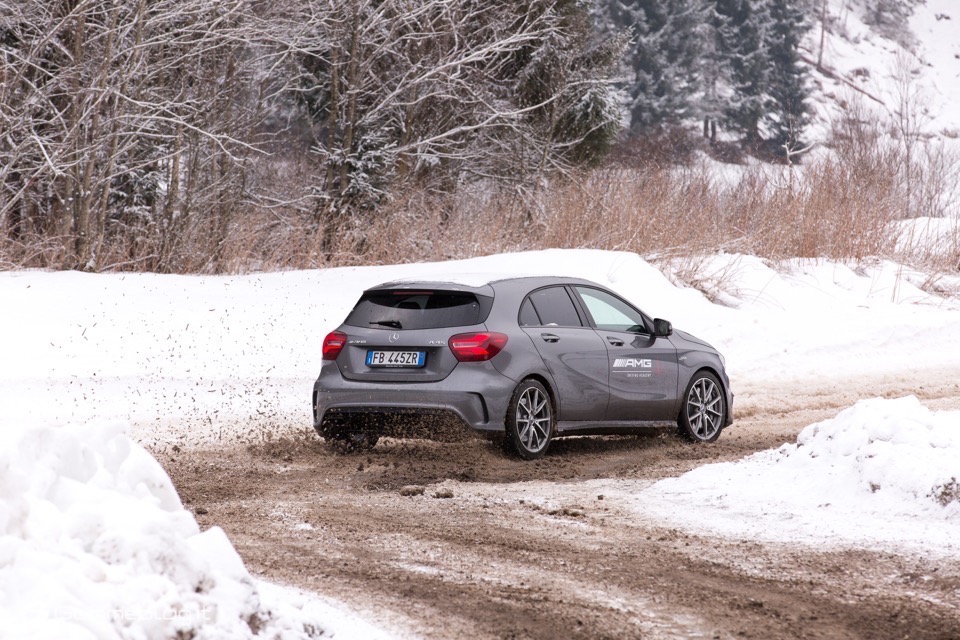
[163,377,960,639]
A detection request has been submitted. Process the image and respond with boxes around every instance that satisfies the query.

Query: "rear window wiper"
[370,319,402,329]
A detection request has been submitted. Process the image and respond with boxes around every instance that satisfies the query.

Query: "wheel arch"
[689,365,726,389]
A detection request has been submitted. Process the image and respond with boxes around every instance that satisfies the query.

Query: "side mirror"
[653,318,673,337]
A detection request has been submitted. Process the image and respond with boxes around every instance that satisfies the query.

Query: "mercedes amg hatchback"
[312,276,733,459]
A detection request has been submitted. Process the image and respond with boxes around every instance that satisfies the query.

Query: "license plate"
[366,350,426,368]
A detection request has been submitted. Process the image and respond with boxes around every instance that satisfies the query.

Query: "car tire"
[504,379,554,460]
[677,371,725,443]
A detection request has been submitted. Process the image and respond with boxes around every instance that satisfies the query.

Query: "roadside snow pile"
[0,420,327,640]
[793,396,960,510]
[638,396,960,554]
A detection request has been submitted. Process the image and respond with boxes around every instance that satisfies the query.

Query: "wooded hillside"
[0,0,944,273]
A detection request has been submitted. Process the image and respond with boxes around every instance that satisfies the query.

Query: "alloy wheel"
[515,386,551,454]
[685,376,723,441]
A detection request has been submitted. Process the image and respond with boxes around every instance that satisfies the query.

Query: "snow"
[10,247,957,447]
[4,3,960,636]
[804,0,960,148]
[895,216,960,256]
[2,248,960,634]
[636,396,960,556]
[909,0,960,138]
[0,419,392,640]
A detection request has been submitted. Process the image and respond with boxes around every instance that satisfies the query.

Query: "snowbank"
[0,420,330,640]
[636,396,960,555]
[3,251,959,449]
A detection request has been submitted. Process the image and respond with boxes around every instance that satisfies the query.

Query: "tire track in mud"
[164,373,960,639]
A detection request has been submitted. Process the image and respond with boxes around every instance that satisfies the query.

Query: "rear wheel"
[504,379,554,460]
[677,371,725,443]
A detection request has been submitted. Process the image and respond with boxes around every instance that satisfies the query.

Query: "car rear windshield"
[344,290,489,330]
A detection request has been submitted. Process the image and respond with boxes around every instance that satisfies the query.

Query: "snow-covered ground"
[637,395,960,556]
[5,249,959,448]
[4,3,960,637]
[3,247,960,637]
[805,0,960,145]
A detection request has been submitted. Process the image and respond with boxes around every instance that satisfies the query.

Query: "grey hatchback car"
[312,276,732,459]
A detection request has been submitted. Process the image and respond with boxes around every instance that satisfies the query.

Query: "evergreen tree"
[713,0,769,142]
[516,0,629,167]
[764,0,810,151]
[863,0,921,46]
[592,0,812,156]
[295,0,626,208]
[712,0,810,153]
[594,0,708,131]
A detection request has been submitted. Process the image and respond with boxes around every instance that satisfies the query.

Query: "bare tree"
[278,0,626,212]
[0,0,266,271]
[1,0,625,271]
[887,49,933,219]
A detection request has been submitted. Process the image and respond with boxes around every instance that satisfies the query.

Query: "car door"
[519,286,609,421]
[572,286,679,421]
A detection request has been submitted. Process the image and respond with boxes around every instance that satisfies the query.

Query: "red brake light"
[449,332,508,362]
[322,331,347,360]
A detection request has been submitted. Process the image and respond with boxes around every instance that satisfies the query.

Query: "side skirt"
[555,420,677,437]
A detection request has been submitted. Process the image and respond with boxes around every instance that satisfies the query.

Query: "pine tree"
[764,0,810,152]
[516,0,629,167]
[592,0,812,155]
[713,0,770,143]
[863,0,921,46]
[295,0,626,208]
[594,0,708,131]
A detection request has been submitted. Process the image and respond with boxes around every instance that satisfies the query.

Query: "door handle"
[606,336,624,346]
[541,333,560,343]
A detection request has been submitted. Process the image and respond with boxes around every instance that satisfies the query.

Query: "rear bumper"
[312,362,515,434]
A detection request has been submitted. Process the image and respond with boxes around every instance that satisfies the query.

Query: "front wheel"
[677,371,725,443]
[504,379,554,460]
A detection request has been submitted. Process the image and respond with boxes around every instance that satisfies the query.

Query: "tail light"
[449,332,508,362]
[322,331,347,360]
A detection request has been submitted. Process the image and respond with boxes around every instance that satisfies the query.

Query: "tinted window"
[527,287,582,327]
[345,291,485,330]
[519,298,541,326]
[576,287,648,333]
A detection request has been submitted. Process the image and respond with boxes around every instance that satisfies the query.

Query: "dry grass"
[2,128,958,286]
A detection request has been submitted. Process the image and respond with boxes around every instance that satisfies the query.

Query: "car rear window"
[344,290,489,330]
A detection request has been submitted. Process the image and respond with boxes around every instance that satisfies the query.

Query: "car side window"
[518,298,541,326]
[575,287,648,333]
[526,287,583,327]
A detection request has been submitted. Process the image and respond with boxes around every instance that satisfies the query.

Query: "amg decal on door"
[613,358,652,369]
